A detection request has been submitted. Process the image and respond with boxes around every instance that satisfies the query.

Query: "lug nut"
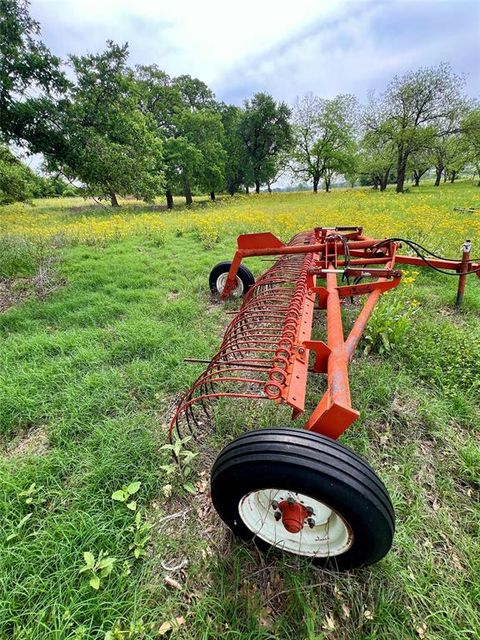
[307,518,316,528]
[271,500,279,510]
[287,496,295,505]
[274,511,282,521]
[306,506,315,515]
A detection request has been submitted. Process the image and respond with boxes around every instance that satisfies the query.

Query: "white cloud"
[32,0,346,81]
[31,0,480,104]
[214,0,480,103]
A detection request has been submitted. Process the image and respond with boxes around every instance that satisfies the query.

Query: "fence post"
[455,240,471,307]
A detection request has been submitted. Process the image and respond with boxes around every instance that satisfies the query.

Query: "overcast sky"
[30,0,480,104]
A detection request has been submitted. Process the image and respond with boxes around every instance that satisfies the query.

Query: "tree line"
[1,0,479,206]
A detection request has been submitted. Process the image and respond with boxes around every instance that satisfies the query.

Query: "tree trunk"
[413,171,420,187]
[166,189,173,210]
[245,186,249,195]
[434,167,443,187]
[443,170,448,183]
[372,177,379,190]
[313,176,319,193]
[267,184,272,193]
[325,177,331,192]
[110,191,119,207]
[396,155,407,193]
[210,191,215,201]
[184,182,193,206]
[450,170,456,183]
[255,181,260,194]
[380,169,390,192]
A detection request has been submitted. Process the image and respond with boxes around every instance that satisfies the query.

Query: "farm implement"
[170,226,479,569]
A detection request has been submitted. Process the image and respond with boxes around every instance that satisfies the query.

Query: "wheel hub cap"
[238,488,353,557]
[216,273,244,297]
[277,499,308,533]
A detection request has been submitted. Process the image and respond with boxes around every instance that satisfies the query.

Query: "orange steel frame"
[216,226,479,440]
[169,227,478,442]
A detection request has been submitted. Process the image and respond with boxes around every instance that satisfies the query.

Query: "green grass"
[0,182,479,639]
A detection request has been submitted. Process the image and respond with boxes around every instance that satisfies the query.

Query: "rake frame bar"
[170,226,478,441]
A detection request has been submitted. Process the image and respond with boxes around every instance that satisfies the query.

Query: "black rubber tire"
[211,428,395,570]
[209,261,255,296]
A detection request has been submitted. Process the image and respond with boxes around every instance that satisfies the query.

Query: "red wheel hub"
[278,500,309,533]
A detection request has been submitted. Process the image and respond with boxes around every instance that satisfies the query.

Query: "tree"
[0,0,67,142]
[174,108,226,202]
[292,94,357,192]
[265,150,290,193]
[358,130,396,191]
[194,111,226,200]
[163,136,202,206]
[43,43,163,206]
[219,104,248,196]
[172,75,216,111]
[365,64,466,193]
[135,65,183,207]
[429,132,468,186]
[344,151,360,188]
[136,68,224,206]
[239,93,291,193]
[0,145,37,203]
[462,107,480,185]
[444,134,469,183]
[408,148,431,186]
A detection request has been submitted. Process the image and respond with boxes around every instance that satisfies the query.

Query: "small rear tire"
[211,428,395,569]
[209,262,255,297]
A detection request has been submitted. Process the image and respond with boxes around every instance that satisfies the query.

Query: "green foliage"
[0,0,67,140]
[359,129,396,189]
[19,482,46,507]
[135,67,225,202]
[160,435,198,494]
[79,550,116,590]
[104,619,147,640]
[292,93,358,191]
[5,481,47,542]
[239,92,292,191]
[111,481,142,511]
[0,234,46,277]
[461,107,480,178]
[219,104,246,195]
[172,74,216,111]
[128,510,152,559]
[400,314,480,396]
[43,42,164,205]
[32,174,80,198]
[5,512,33,542]
[0,145,37,203]
[365,63,467,192]
[363,288,419,355]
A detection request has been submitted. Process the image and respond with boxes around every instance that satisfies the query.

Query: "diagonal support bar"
[304,267,360,438]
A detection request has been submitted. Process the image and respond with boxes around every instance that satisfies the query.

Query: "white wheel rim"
[238,488,353,557]
[216,272,244,297]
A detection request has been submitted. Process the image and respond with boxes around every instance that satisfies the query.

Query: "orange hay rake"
[169,226,479,569]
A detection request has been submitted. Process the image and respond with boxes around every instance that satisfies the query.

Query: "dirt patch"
[3,427,50,459]
[0,277,34,313]
[0,259,65,314]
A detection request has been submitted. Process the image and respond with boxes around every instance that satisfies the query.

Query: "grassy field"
[0,182,479,640]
